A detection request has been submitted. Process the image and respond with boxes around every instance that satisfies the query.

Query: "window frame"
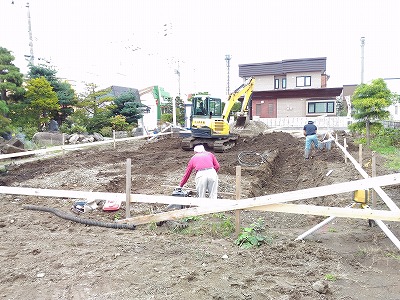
[307,101,335,114]
[296,76,311,87]
[255,103,262,116]
[274,78,279,89]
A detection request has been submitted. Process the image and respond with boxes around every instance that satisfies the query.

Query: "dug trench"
[0,131,399,299]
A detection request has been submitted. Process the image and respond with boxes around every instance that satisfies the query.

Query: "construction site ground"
[1,130,399,300]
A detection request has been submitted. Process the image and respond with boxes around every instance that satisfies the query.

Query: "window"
[192,96,222,116]
[296,76,311,87]
[268,103,274,115]
[307,101,335,114]
[208,98,222,116]
[274,78,279,89]
[255,104,261,116]
[282,78,287,89]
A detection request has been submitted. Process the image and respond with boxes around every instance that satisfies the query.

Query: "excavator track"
[181,136,238,153]
[213,135,238,153]
[181,137,195,151]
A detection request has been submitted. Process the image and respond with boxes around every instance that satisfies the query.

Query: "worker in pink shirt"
[179,144,220,199]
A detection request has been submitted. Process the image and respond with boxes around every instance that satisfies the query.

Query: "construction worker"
[179,144,220,199]
[303,120,319,159]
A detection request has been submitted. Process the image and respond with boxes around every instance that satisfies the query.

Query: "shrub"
[100,126,113,137]
[69,125,87,134]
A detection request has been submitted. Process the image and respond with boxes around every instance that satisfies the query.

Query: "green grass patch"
[178,213,235,238]
[324,274,337,281]
[371,145,400,170]
[385,251,400,260]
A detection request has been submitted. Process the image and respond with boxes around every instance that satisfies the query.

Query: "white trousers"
[195,168,218,199]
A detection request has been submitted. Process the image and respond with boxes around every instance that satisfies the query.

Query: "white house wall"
[277,98,306,118]
[254,76,275,91]
[140,94,158,131]
[388,103,400,121]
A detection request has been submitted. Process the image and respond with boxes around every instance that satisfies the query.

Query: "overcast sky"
[1,0,399,98]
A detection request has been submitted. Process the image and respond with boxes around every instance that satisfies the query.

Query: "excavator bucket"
[235,115,247,127]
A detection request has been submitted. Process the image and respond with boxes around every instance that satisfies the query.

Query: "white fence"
[257,116,352,129]
[382,120,400,129]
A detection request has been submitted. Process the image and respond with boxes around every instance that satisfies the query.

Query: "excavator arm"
[222,77,255,126]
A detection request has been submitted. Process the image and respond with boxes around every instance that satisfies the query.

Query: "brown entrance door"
[264,99,277,118]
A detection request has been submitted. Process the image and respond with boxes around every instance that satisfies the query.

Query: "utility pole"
[26,2,34,65]
[360,37,365,84]
[174,60,181,97]
[225,54,231,95]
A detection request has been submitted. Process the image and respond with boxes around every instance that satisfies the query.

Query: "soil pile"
[1,131,399,299]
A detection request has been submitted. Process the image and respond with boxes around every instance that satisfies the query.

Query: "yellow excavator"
[181,77,255,152]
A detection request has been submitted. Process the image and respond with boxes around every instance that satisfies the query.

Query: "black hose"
[23,205,136,230]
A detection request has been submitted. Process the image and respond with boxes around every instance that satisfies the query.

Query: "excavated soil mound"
[1,131,399,299]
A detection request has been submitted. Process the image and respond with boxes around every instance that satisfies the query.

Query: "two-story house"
[238,57,343,119]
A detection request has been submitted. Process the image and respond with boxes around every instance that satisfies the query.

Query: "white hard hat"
[194,145,205,153]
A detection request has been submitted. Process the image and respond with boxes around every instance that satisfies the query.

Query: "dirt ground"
[1,130,399,300]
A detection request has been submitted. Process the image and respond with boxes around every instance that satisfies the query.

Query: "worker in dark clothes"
[303,120,319,159]
[179,144,220,198]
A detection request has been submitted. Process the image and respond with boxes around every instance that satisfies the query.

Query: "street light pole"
[175,68,181,97]
[26,2,35,65]
[225,54,231,94]
[360,37,365,84]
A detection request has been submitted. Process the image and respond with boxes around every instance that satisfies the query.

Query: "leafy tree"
[25,77,60,130]
[112,92,144,125]
[350,78,392,146]
[0,100,11,137]
[63,83,115,134]
[86,110,113,133]
[392,93,400,104]
[161,96,185,126]
[77,83,113,115]
[335,96,348,117]
[0,47,25,103]
[109,115,130,131]
[28,64,76,124]
[161,113,172,123]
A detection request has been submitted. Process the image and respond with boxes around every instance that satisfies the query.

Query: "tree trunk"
[366,120,371,147]
[1,89,6,101]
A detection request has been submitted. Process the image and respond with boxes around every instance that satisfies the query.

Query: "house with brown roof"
[239,57,343,119]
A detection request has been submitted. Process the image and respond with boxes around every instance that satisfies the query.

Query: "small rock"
[221,254,228,259]
[36,272,45,278]
[312,280,329,294]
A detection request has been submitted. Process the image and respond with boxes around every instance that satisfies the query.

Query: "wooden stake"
[358,144,362,166]
[125,158,132,218]
[371,151,377,208]
[235,166,241,237]
[344,138,347,163]
[62,133,65,157]
[113,130,116,149]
